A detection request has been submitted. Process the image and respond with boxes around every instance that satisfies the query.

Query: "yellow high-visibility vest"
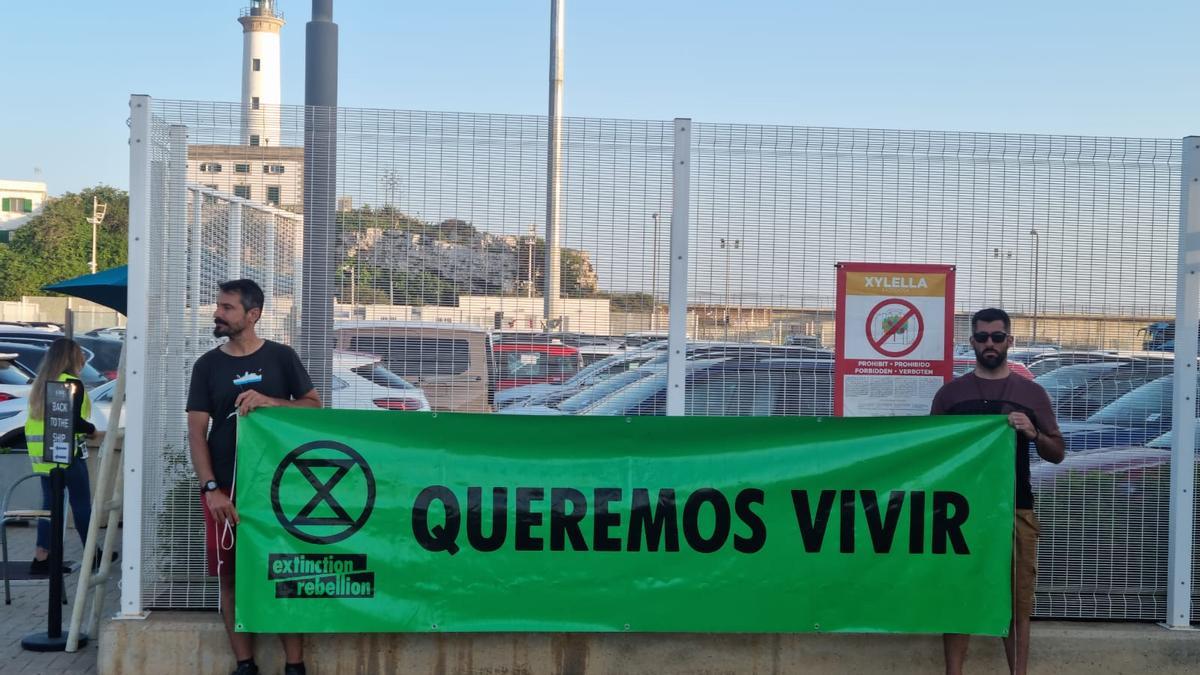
[25,373,91,475]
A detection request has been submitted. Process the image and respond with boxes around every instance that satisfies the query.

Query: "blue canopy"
[42,265,128,315]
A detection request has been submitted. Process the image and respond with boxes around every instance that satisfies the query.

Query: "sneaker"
[283,663,306,675]
[28,558,71,576]
[230,662,259,675]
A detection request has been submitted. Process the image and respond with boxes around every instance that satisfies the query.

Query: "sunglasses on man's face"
[972,331,1009,344]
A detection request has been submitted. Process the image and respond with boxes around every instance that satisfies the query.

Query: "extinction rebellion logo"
[269,441,377,599]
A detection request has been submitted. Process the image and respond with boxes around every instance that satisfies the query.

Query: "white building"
[0,179,48,241]
[239,0,284,147]
[190,144,304,211]
[187,0,301,211]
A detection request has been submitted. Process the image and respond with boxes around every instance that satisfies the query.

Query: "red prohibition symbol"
[865,298,924,358]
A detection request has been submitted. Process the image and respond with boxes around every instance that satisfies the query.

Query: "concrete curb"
[100,612,1200,674]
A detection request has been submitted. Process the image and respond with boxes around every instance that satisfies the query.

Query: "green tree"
[0,185,128,300]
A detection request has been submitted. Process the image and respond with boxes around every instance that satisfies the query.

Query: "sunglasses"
[972,331,1009,344]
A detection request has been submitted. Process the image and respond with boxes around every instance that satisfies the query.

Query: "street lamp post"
[381,170,401,305]
[993,247,1013,308]
[87,197,108,275]
[720,237,741,340]
[527,223,536,299]
[1030,228,1040,344]
[650,212,660,330]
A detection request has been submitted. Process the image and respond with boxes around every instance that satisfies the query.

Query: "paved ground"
[0,488,120,674]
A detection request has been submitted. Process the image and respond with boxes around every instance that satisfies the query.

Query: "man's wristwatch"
[201,480,220,495]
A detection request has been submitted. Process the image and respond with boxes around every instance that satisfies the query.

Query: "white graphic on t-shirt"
[233,371,263,386]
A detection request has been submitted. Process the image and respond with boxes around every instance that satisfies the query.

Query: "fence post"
[1166,135,1200,628]
[228,202,243,280]
[666,118,692,417]
[119,94,152,619]
[166,125,189,406]
[189,187,203,347]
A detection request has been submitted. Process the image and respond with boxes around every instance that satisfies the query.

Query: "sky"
[3,1,1200,196]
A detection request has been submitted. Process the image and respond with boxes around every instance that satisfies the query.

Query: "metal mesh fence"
[685,124,1187,619]
[135,98,1193,621]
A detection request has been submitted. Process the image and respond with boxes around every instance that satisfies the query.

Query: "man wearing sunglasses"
[930,307,1065,675]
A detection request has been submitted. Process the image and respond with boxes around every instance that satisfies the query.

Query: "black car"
[1036,360,1175,421]
[1026,351,1127,378]
[582,357,833,417]
[1058,374,1193,452]
[0,330,119,381]
[0,341,107,389]
[74,334,123,380]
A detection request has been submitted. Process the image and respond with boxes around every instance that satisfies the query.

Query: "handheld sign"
[43,380,75,464]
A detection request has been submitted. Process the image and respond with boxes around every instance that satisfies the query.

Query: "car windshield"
[581,359,725,415]
[1087,375,1182,426]
[1035,363,1123,393]
[350,363,415,390]
[563,348,656,387]
[0,358,32,385]
[583,370,669,415]
[497,349,580,379]
[555,366,660,413]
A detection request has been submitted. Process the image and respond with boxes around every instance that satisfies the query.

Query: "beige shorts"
[1013,509,1040,618]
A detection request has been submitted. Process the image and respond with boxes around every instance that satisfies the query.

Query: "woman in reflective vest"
[24,338,98,575]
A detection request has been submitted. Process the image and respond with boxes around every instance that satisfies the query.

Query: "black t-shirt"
[186,340,313,489]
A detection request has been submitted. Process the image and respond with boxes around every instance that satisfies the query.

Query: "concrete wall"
[335,296,613,335]
[614,307,1172,352]
[0,296,125,333]
[100,613,1200,675]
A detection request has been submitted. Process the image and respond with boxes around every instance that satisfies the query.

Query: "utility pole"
[720,237,741,340]
[302,0,339,405]
[382,170,399,305]
[544,0,565,331]
[650,212,660,330]
[1030,228,1040,344]
[527,223,536,299]
[88,197,108,274]
[993,247,1013,308]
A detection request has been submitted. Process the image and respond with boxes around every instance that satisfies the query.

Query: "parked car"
[0,351,34,400]
[0,341,106,389]
[492,341,582,392]
[1028,441,1189,606]
[505,342,834,411]
[74,334,124,381]
[0,327,124,379]
[581,358,834,417]
[501,364,667,416]
[332,350,430,412]
[86,327,126,342]
[953,358,1034,379]
[0,395,26,448]
[1026,351,1127,378]
[1035,360,1175,421]
[333,321,492,412]
[1007,346,1060,364]
[1058,374,1192,452]
[623,331,669,348]
[496,344,666,410]
[90,379,124,433]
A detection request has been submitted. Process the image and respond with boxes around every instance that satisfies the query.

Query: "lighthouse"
[239,0,284,147]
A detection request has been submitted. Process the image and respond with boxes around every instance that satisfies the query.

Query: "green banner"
[235,410,1014,634]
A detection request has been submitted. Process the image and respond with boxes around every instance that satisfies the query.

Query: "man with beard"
[186,279,320,675]
[930,307,1064,675]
